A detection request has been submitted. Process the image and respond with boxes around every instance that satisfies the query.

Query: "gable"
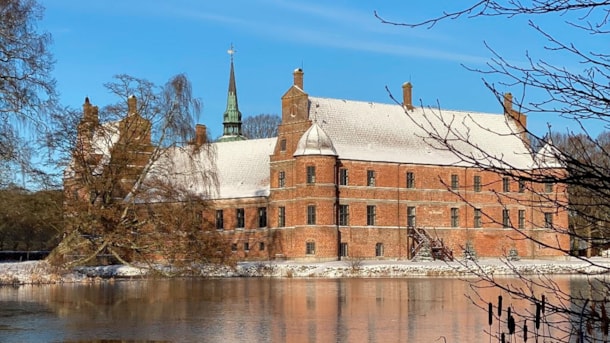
[281,85,309,123]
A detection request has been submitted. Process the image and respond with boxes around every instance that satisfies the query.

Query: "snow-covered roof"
[308,97,534,169]
[533,142,564,169]
[144,138,275,201]
[70,93,540,203]
[213,138,275,198]
[294,122,337,156]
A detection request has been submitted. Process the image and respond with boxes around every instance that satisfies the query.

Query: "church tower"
[218,45,246,142]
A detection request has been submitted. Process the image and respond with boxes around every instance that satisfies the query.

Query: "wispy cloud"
[151,1,488,65]
[269,25,490,65]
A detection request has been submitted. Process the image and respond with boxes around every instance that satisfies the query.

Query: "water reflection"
[0,276,578,342]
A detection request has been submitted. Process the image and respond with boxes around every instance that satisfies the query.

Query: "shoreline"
[1,257,609,286]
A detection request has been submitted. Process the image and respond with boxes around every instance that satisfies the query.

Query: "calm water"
[0,276,578,342]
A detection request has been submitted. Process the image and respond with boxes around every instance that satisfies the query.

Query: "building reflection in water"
[0,276,577,342]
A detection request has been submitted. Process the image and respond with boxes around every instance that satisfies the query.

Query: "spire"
[228,44,237,95]
[218,44,246,142]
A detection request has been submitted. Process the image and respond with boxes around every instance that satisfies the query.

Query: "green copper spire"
[218,44,246,142]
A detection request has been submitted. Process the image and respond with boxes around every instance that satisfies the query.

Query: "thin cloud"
[149,2,489,65]
[263,0,447,40]
[278,26,490,64]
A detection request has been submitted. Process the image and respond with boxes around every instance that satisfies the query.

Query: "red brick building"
[195,64,569,261]
[67,65,569,262]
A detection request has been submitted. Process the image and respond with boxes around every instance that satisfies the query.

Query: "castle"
[65,59,570,262]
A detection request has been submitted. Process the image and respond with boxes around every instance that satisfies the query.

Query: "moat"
[0,276,583,342]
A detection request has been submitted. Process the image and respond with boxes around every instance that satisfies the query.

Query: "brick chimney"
[402,82,414,111]
[503,92,528,142]
[503,92,513,114]
[293,68,304,89]
[128,95,137,115]
[195,124,207,147]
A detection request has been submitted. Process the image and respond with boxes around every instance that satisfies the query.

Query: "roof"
[213,138,275,198]
[308,97,535,169]
[144,138,275,200]
[533,142,564,169]
[71,94,541,203]
[294,122,337,156]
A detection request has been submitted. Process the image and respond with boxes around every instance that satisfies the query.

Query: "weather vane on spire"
[227,43,236,63]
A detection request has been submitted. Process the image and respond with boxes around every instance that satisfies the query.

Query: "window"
[451,208,459,227]
[518,178,526,193]
[367,170,376,186]
[544,213,553,228]
[474,175,481,192]
[406,172,415,188]
[339,205,349,226]
[339,168,349,186]
[502,209,510,228]
[544,179,554,193]
[244,242,250,251]
[503,177,510,192]
[518,210,525,229]
[259,242,265,251]
[474,208,482,228]
[215,210,224,230]
[407,206,416,228]
[307,205,316,225]
[306,166,316,184]
[340,243,348,257]
[451,174,459,190]
[375,243,384,257]
[236,208,245,229]
[258,207,267,228]
[367,205,376,226]
[231,243,237,252]
[280,139,286,151]
[278,171,285,188]
[306,241,315,255]
[278,206,286,227]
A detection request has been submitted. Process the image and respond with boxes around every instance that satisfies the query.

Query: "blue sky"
[39,0,591,139]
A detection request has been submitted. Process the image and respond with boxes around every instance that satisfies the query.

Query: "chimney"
[503,92,528,143]
[128,95,137,115]
[503,92,513,114]
[293,68,304,89]
[402,82,414,111]
[195,124,207,147]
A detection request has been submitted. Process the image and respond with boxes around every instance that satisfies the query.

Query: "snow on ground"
[1,257,609,286]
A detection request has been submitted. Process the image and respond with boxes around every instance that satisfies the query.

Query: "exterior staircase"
[409,227,454,261]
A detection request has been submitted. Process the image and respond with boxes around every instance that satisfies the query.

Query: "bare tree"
[48,74,228,272]
[242,113,280,139]
[0,0,56,183]
[377,2,610,341]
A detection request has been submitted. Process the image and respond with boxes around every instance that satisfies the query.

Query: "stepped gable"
[307,96,534,169]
